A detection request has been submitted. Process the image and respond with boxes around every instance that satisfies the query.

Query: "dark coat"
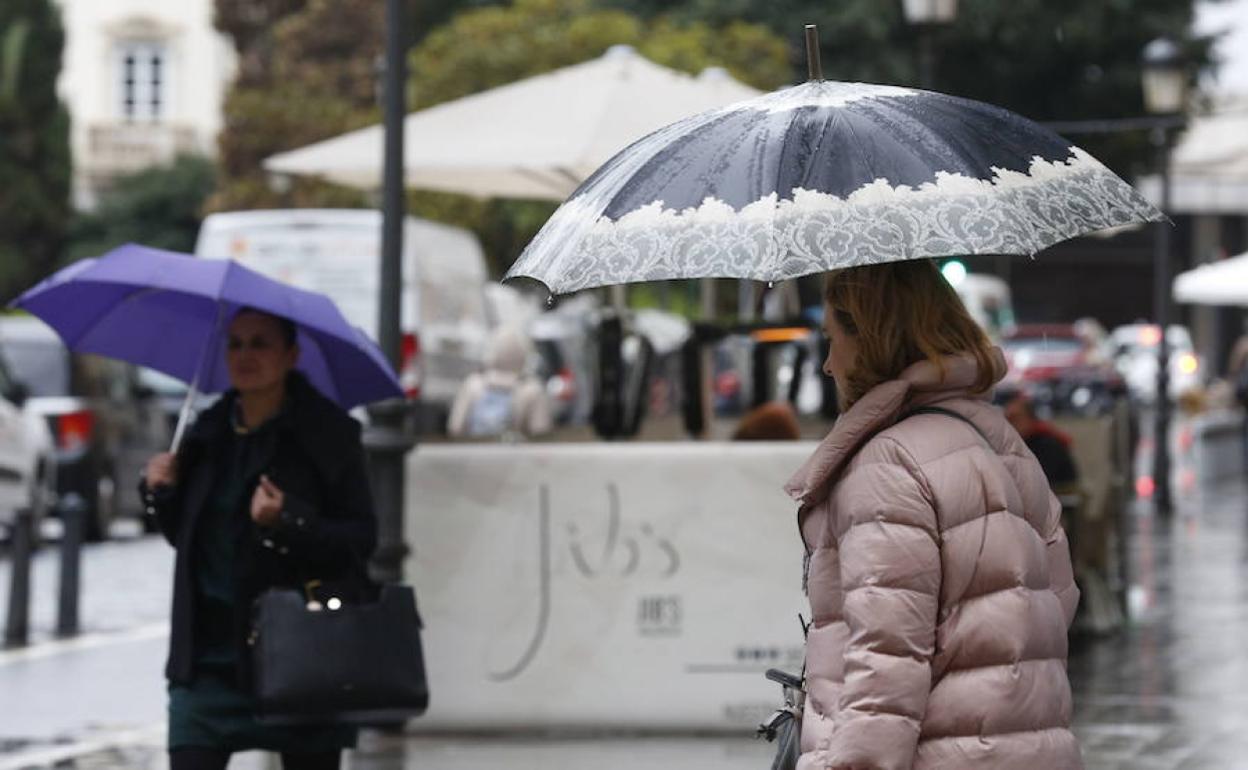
[142,372,377,687]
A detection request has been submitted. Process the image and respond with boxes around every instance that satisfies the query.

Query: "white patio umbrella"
[263,45,761,201]
[1173,250,1248,305]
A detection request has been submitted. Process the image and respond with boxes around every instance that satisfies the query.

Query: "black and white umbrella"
[506,79,1164,295]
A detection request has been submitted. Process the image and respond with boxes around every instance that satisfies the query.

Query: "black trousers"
[169,747,340,770]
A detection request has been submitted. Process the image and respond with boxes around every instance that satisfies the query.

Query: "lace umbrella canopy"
[506,79,1165,296]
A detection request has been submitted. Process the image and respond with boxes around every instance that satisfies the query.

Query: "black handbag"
[251,581,429,724]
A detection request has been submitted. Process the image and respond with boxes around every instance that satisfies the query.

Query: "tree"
[410,0,789,109]
[212,0,308,86]
[602,0,1218,175]
[208,0,382,212]
[68,155,217,260]
[406,0,792,276]
[0,0,71,303]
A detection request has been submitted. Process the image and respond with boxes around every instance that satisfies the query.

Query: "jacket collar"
[783,347,1007,509]
[181,372,353,475]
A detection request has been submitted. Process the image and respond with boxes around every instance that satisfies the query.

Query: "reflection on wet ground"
[1069,478,1248,769]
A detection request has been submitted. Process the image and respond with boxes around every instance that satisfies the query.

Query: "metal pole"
[1152,126,1173,514]
[56,493,86,637]
[805,25,823,81]
[738,280,756,322]
[4,507,34,647]
[700,279,716,321]
[365,0,416,584]
[379,0,405,369]
[918,26,936,89]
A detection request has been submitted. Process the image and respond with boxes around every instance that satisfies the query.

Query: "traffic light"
[941,259,968,287]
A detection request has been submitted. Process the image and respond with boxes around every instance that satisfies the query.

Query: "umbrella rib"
[835,111,879,187]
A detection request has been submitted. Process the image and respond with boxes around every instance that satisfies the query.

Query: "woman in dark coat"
[142,308,377,770]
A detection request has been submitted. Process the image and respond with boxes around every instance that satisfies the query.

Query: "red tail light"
[400,332,422,399]
[57,410,95,451]
[553,367,577,402]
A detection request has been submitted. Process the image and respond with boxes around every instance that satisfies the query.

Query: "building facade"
[54,0,236,209]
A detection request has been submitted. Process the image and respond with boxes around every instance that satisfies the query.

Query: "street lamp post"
[365,0,416,584]
[1142,36,1186,515]
[901,0,959,89]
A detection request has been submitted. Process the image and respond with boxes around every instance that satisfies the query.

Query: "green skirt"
[168,666,356,753]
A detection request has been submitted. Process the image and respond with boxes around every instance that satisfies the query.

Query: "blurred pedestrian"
[141,308,375,770]
[784,259,1081,769]
[1227,324,1248,463]
[732,400,802,441]
[1002,390,1080,488]
[448,325,553,440]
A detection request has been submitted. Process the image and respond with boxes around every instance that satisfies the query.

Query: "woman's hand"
[250,474,284,526]
[144,452,177,489]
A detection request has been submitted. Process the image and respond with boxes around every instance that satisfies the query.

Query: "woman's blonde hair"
[823,259,997,406]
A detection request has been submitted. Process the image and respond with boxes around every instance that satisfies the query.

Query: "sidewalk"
[6,479,1248,768]
[0,533,172,644]
[1069,476,1248,769]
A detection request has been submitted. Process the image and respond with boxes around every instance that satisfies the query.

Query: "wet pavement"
[1069,478,1248,769]
[5,476,1248,768]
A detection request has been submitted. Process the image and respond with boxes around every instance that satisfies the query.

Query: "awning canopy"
[263,46,761,201]
[1173,249,1248,305]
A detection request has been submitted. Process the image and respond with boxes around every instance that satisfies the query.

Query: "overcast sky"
[1197,0,1248,95]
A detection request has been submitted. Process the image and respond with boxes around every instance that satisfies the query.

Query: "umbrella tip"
[804,25,823,82]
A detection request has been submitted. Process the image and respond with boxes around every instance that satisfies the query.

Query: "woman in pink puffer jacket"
[785,260,1082,770]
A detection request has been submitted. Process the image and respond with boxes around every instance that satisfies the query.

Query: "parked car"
[1001,323,1126,415]
[1109,323,1202,403]
[195,208,492,432]
[0,345,55,537]
[0,316,171,540]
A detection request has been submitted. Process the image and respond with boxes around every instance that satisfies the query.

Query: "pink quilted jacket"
[784,349,1081,770]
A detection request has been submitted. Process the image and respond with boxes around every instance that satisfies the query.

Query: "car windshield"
[0,339,69,397]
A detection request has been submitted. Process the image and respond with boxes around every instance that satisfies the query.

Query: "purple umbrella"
[12,243,402,447]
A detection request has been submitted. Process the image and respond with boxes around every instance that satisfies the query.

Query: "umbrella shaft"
[171,303,224,452]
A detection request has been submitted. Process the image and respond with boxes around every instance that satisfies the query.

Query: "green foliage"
[210,0,1216,283]
[0,0,70,303]
[604,0,1217,174]
[68,155,217,259]
[410,0,789,110]
[209,0,381,212]
[1,20,30,102]
[212,0,308,85]
[406,0,791,275]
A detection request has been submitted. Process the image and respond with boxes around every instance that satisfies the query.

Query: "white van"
[194,209,491,425]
